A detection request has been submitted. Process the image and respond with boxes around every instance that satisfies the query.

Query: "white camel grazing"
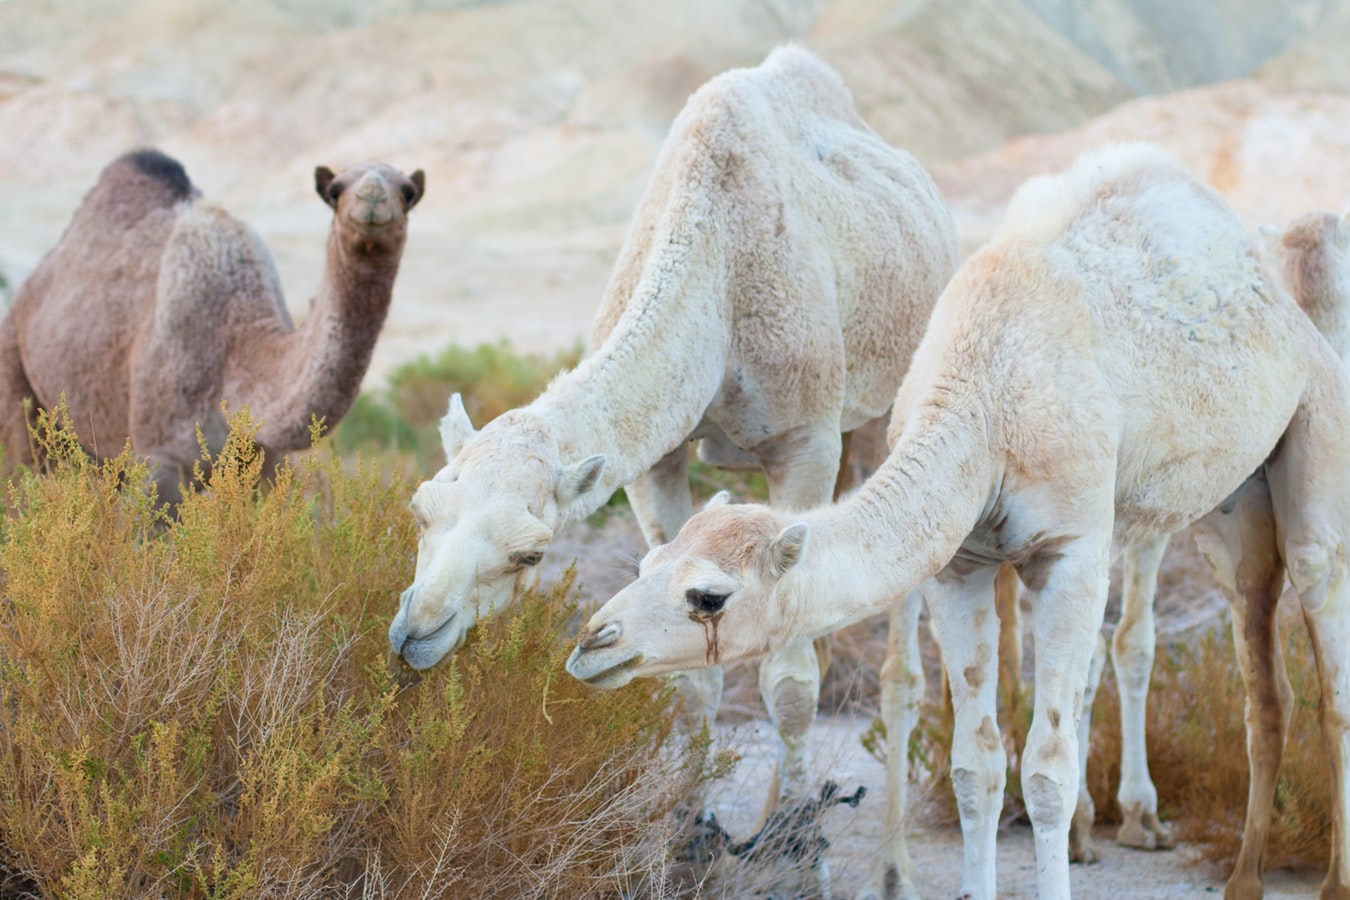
[387,44,958,888]
[568,143,1350,900]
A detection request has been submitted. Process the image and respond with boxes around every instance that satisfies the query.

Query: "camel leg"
[625,442,694,547]
[1112,534,1175,850]
[1192,472,1289,900]
[995,561,1025,726]
[1265,370,1350,900]
[626,446,717,720]
[1019,533,1113,900]
[755,423,844,808]
[1070,630,1106,864]
[857,591,925,900]
[923,565,1004,900]
[752,426,844,894]
[0,312,36,469]
[626,443,726,838]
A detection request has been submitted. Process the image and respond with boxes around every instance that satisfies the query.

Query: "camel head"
[1264,208,1350,358]
[566,493,806,689]
[1271,208,1350,285]
[388,394,607,670]
[315,161,425,257]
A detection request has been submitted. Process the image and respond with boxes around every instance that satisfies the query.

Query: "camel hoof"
[1069,796,1098,863]
[1318,876,1350,900]
[1116,811,1175,851]
[855,863,922,899]
[1223,872,1263,900]
[1069,839,1100,864]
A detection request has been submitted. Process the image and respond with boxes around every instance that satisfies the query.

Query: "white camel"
[1047,207,1350,874]
[1093,207,1350,897]
[568,143,1350,900]
[387,44,958,890]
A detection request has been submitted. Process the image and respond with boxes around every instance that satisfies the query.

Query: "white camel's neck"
[532,208,729,520]
[254,230,399,451]
[775,396,993,639]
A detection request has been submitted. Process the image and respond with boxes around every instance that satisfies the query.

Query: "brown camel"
[0,148,423,506]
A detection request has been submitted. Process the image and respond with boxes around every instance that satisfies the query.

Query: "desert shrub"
[0,407,707,898]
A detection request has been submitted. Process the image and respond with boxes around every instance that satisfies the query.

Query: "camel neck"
[776,395,992,638]
[534,221,728,515]
[256,230,400,450]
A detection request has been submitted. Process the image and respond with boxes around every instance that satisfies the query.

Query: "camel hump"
[118,149,194,200]
[75,148,199,232]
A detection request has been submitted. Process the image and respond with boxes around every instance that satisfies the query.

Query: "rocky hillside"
[0,0,1345,379]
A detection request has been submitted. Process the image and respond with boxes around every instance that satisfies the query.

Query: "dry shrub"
[1087,605,1331,871]
[0,407,706,898]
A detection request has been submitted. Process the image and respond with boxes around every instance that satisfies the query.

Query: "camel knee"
[1024,772,1071,832]
[1022,726,1077,831]
[1285,540,1336,614]
[766,674,818,741]
[951,765,1004,826]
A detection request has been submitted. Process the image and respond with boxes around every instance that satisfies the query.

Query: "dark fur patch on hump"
[119,148,194,200]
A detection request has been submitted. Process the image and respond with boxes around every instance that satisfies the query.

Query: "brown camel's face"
[388,396,607,671]
[566,496,805,689]
[315,162,425,256]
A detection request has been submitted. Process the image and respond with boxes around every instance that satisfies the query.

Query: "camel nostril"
[581,622,621,651]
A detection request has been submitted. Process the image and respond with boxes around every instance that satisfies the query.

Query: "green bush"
[331,340,584,471]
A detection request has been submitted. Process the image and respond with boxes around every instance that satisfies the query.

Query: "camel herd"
[6,42,1350,900]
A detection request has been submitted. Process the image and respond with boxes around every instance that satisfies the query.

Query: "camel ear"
[402,170,426,210]
[439,394,476,462]
[1256,224,1285,268]
[769,522,808,577]
[558,455,606,506]
[703,490,733,511]
[315,166,340,209]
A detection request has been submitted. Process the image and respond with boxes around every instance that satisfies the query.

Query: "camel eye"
[685,589,728,616]
[510,550,544,569]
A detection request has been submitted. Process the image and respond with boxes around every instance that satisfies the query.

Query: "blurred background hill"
[1,0,1347,380]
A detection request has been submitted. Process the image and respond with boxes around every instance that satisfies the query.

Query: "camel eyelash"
[614,549,644,580]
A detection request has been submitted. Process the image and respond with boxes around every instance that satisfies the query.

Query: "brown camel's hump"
[81,149,199,229]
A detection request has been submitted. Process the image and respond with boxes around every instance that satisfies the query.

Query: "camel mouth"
[566,646,645,690]
[398,612,463,670]
[348,214,396,235]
